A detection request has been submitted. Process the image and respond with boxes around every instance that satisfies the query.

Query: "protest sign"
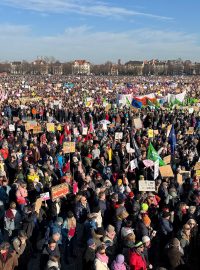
[13,117,20,122]
[196,170,200,176]
[47,123,55,132]
[115,132,123,140]
[153,130,159,135]
[133,118,143,129]
[35,198,43,214]
[189,108,194,114]
[186,127,194,135]
[177,174,183,185]
[25,121,37,131]
[105,104,111,112]
[148,129,154,138]
[57,124,62,131]
[139,181,156,192]
[73,127,79,136]
[163,155,171,164]
[82,127,88,135]
[33,125,42,134]
[159,165,174,177]
[40,192,50,201]
[194,162,200,170]
[51,183,69,200]
[166,125,172,137]
[63,142,76,154]
[154,160,159,180]
[9,124,15,132]
[130,159,138,170]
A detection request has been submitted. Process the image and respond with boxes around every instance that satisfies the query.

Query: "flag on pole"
[131,136,141,157]
[147,142,165,166]
[80,118,85,128]
[88,117,94,133]
[168,125,176,155]
[131,99,142,109]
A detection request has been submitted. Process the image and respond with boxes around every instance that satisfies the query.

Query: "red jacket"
[129,250,147,270]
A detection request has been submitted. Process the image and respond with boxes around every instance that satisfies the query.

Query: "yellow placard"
[47,123,55,132]
[148,129,154,138]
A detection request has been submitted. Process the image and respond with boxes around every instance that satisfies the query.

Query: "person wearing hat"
[94,244,110,270]
[129,241,147,270]
[12,230,30,269]
[135,214,151,241]
[40,239,60,270]
[164,238,184,270]
[0,242,18,270]
[103,225,117,263]
[142,236,153,269]
[92,227,105,248]
[83,239,96,270]
[159,211,174,249]
[111,254,126,270]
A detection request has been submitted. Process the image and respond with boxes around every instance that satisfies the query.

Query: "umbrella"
[143,159,154,168]
[98,120,111,125]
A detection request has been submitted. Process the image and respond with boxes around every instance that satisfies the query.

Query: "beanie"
[142,236,150,243]
[141,203,149,212]
[142,215,151,226]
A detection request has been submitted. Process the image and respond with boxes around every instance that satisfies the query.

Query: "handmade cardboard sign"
[35,198,43,214]
[51,183,69,200]
[133,118,143,129]
[177,174,183,185]
[47,123,55,132]
[194,162,200,170]
[159,165,174,177]
[163,155,171,164]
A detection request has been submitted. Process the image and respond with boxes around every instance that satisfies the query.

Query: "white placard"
[130,158,138,170]
[40,192,50,201]
[115,132,123,140]
[9,124,15,132]
[139,181,155,192]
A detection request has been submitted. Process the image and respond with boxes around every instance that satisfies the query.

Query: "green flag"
[147,142,165,166]
[126,97,131,106]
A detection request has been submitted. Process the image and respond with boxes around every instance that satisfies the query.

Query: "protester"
[0,74,199,270]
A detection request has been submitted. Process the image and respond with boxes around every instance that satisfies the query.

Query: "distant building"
[110,65,119,75]
[72,60,90,75]
[10,61,23,75]
[51,62,63,75]
[31,60,49,75]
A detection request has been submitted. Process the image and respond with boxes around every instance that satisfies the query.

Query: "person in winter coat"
[129,241,147,270]
[75,195,90,223]
[0,242,18,270]
[111,254,126,270]
[12,230,31,270]
[15,182,28,212]
[165,238,184,270]
[4,202,21,240]
[40,239,60,270]
[46,256,60,270]
[94,244,110,270]
[83,239,96,270]
[159,211,174,248]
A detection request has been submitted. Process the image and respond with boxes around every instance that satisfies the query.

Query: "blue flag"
[169,125,176,155]
[131,99,142,109]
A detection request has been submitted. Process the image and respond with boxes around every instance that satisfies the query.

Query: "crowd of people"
[0,74,200,270]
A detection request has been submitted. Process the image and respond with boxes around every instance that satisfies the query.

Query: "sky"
[0,0,200,63]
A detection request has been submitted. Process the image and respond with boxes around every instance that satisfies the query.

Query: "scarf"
[96,252,109,264]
